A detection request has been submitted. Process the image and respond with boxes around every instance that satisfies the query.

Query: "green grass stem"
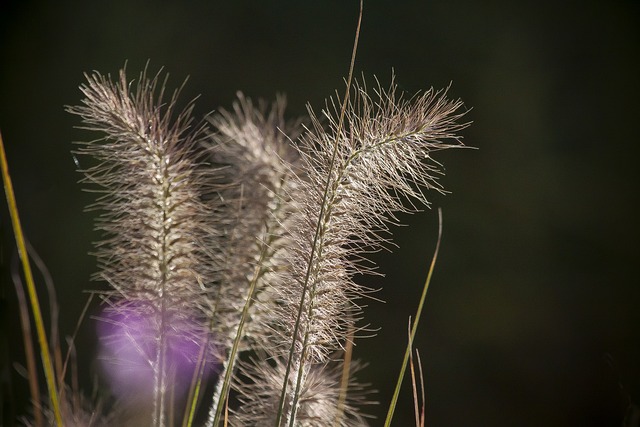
[383,208,443,427]
[0,130,64,426]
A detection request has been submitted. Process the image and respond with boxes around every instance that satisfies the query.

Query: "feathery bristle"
[232,356,373,427]
[204,93,304,425]
[66,67,467,427]
[67,67,219,426]
[250,76,467,425]
[206,92,302,350]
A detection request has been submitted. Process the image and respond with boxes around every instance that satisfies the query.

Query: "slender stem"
[60,293,94,396]
[0,130,63,425]
[153,299,169,427]
[207,221,277,427]
[26,240,64,389]
[182,329,211,427]
[333,323,355,427]
[408,319,419,427]
[11,258,42,427]
[416,349,426,427]
[276,2,363,425]
[383,208,442,427]
[153,145,173,427]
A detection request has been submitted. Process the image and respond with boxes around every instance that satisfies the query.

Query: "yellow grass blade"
[0,130,63,425]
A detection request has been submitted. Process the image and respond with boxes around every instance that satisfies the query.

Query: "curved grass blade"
[10,256,42,427]
[0,130,63,426]
[384,208,442,427]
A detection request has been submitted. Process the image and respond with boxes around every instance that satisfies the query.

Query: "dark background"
[1,1,639,426]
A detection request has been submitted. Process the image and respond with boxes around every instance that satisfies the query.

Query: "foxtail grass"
[4,9,469,424]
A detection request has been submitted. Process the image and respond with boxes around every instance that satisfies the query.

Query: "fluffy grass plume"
[67,68,219,426]
[4,55,467,425]
[230,77,467,427]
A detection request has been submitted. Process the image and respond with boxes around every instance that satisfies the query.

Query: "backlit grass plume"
[204,93,303,421]
[67,68,219,427]
[58,65,468,427]
[229,77,467,426]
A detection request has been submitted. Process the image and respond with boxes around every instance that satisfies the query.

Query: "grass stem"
[0,130,63,426]
[276,2,363,425]
[384,208,442,427]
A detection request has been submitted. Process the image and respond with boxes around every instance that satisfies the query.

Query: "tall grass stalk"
[384,209,443,427]
[5,13,469,423]
[276,4,363,426]
[1,131,63,425]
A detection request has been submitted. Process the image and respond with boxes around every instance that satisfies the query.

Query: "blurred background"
[1,0,639,425]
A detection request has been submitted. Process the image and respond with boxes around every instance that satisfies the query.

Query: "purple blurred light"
[96,301,217,400]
